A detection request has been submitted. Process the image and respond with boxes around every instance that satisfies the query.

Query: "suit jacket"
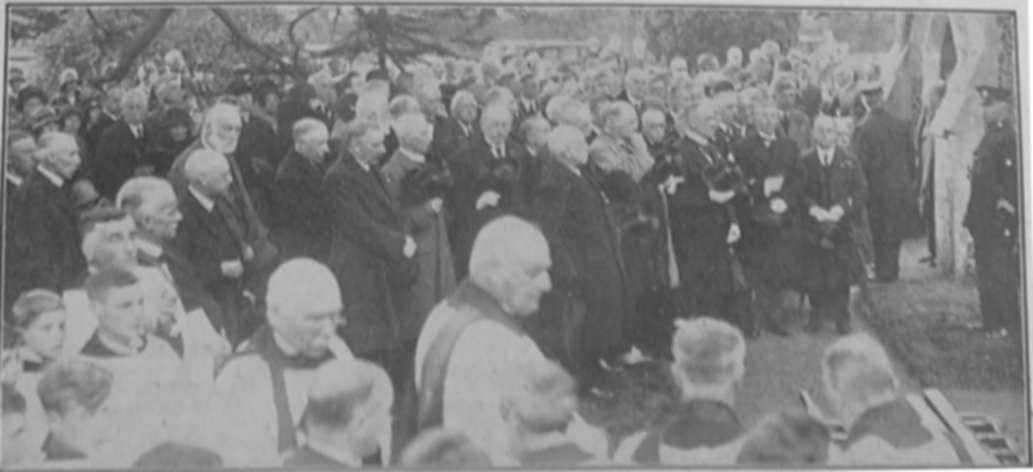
[666,136,736,290]
[532,158,627,356]
[324,154,416,353]
[7,170,86,294]
[799,147,868,289]
[92,120,152,199]
[170,191,249,337]
[779,108,813,155]
[137,238,227,334]
[272,150,331,260]
[852,106,917,242]
[84,112,117,158]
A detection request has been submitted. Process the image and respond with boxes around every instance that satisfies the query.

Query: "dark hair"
[2,384,26,416]
[133,442,223,468]
[9,289,64,332]
[16,86,48,113]
[224,79,252,98]
[37,359,113,415]
[83,267,139,305]
[57,106,83,130]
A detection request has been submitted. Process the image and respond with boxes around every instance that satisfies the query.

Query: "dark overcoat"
[271,149,331,260]
[852,106,916,244]
[92,120,152,199]
[323,154,418,354]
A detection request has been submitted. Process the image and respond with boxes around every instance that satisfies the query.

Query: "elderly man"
[512,115,551,198]
[449,104,523,276]
[173,149,256,346]
[733,100,803,337]
[615,317,746,465]
[530,126,628,398]
[667,100,749,329]
[324,120,417,389]
[213,258,353,466]
[272,118,332,260]
[92,88,151,199]
[8,132,87,296]
[282,359,393,468]
[380,113,457,359]
[823,334,966,465]
[800,115,868,334]
[853,83,916,283]
[590,101,653,182]
[669,57,690,82]
[414,216,554,463]
[773,77,813,153]
[117,177,229,357]
[618,68,650,114]
[84,87,122,157]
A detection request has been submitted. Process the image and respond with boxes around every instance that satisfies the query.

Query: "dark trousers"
[753,283,788,332]
[364,340,417,461]
[873,239,902,281]
[808,286,850,328]
[973,236,1020,331]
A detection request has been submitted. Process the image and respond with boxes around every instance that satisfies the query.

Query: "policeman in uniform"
[963,85,1020,339]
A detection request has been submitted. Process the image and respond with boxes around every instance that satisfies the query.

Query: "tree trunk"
[101,8,175,83]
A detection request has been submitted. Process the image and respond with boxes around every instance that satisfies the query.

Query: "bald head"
[546,125,588,166]
[822,333,899,424]
[671,317,746,394]
[266,258,343,358]
[469,216,552,317]
[184,149,231,197]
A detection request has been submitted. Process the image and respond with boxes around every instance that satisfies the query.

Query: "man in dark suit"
[734,101,803,337]
[853,83,916,282]
[172,149,255,347]
[323,120,418,391]
[666,100,749,329]
[449,104,524,277]
[84,87,120,158]
[273,118,332,260]
[773,78,813,154]
[800,116,868,334]
[92,88,152,200]
[530,125,628,398]
[963,85,1020,339]
[513,73,543,132]
[8,132,87,297]
[227,79,280,225]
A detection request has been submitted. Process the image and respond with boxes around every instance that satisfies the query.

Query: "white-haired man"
[823,334,966,466]
[213,258,353,466]
[615,317,746,465]
[618,68,650,113]
[8,132,87,295]
[92,87,151,199]
[272,118,332,260]
[529,126,628,399]
[172,149,256,346]
[590,100,653,182]
[413,216,553,463]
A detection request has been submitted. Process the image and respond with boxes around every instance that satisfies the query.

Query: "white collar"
[37,165,64,188]
[135,238,164,259]
[818,146,835,160]
[354,157,371,172]
[758,131,777,142]
[487,140,506,157]
[397,146,426,164]
[684,129,710,147]
[6,171,23,187]
[564,162,582,176]
[188,186,215,212]
[305,438,361,467]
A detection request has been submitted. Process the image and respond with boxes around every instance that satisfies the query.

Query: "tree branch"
[211,7,304,79]
[85,9,115,42]
[288,7,320,64]
[101,8,175,83]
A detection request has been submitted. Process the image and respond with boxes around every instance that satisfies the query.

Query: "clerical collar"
[397,146,426,164]
[6,170,23,187]
[305,438,361,467]
[188,186,215,212]
[37,165,64,188]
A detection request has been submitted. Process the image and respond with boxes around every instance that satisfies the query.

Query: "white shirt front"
[818,147,836,166]
[37,165,64,188]
[188,186,215,212]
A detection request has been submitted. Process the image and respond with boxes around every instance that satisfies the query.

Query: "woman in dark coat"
[146,108,194,177]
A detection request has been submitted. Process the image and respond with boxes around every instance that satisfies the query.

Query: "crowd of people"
[1,27,1016,468]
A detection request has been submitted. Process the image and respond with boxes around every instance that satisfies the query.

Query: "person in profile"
[281,359,393,468]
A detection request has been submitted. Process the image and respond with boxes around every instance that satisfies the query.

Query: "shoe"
[619,346,652,365]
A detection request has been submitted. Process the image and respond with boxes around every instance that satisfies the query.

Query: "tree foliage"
[641,9,800,65]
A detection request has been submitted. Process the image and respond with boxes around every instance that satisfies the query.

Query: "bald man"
[414,216,553,463]
[172,149,256,346]
[213,258,353,466]
[92,88,153,199]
